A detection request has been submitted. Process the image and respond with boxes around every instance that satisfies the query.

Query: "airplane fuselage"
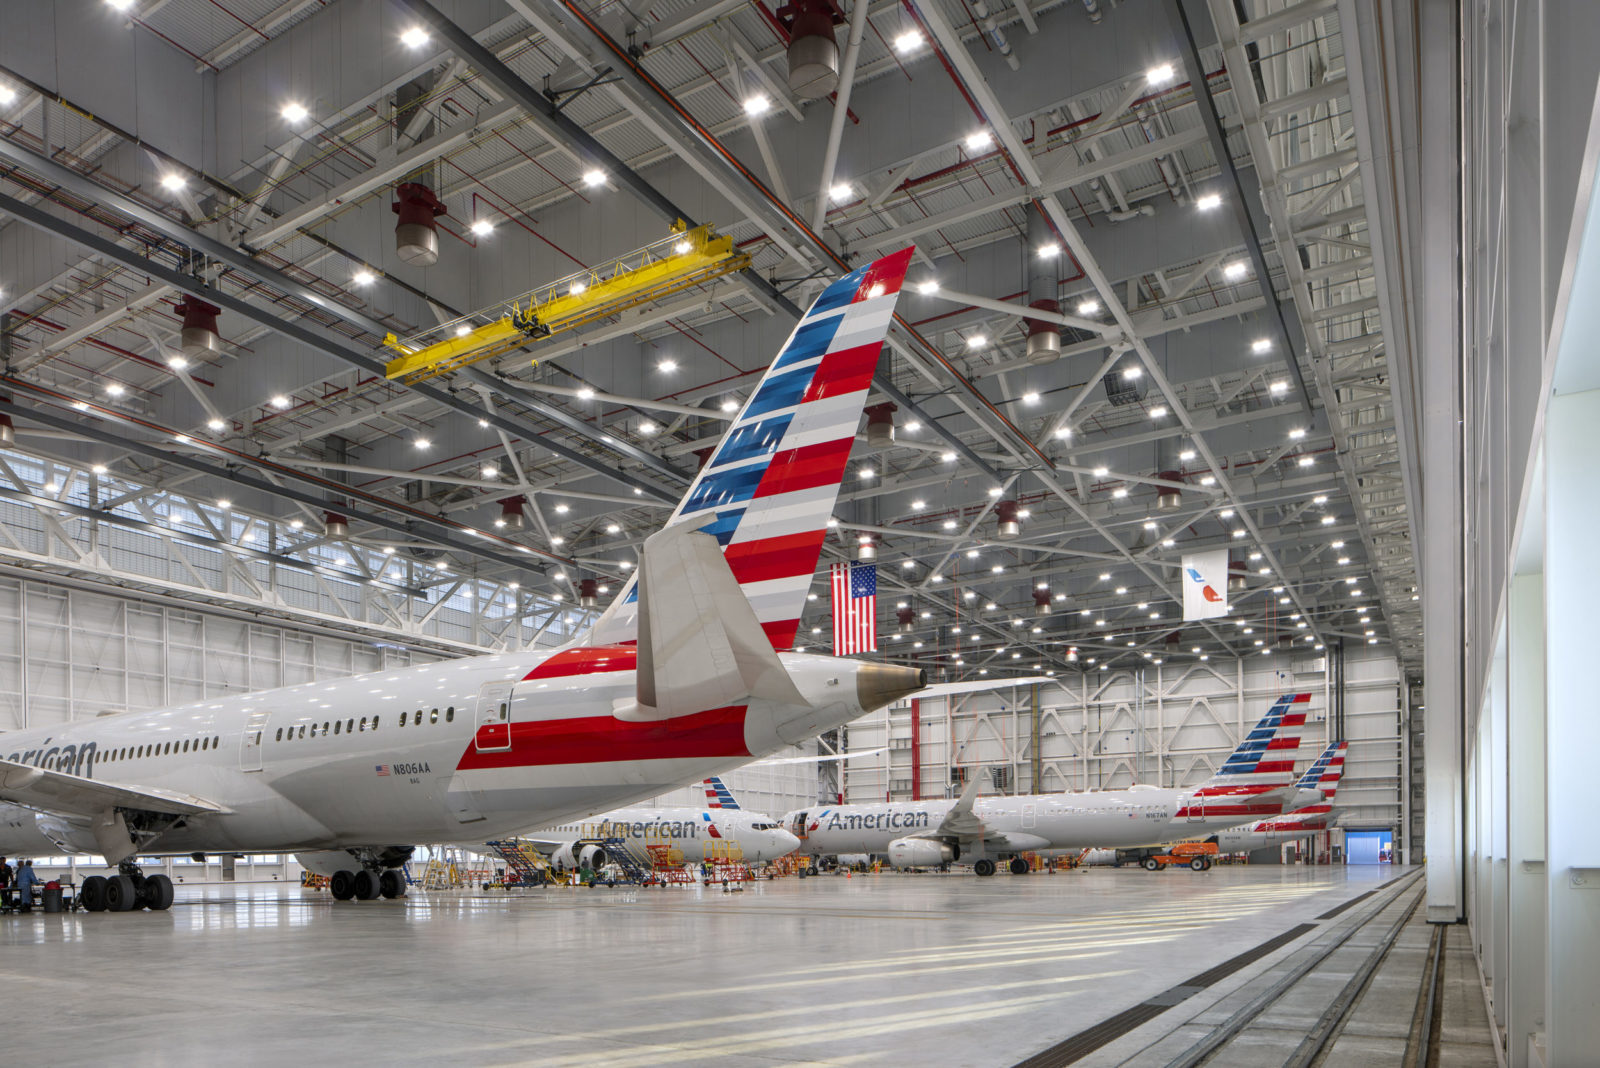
[0,646,870,861]
[787,786,1313,861]
[530,806,800,863]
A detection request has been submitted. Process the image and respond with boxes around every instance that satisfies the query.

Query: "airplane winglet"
[620,522,806,720]
[934,769,988,839]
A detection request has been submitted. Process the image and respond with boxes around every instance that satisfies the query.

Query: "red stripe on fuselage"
[1176,803,1286,817]
[521,645,637,681]
[457,705,751,770]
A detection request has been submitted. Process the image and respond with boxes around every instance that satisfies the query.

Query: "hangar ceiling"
[0,0,1419,676]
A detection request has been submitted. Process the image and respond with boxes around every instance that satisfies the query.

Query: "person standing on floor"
[14,859,42,911]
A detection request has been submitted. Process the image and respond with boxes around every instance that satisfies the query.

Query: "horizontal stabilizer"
[624,522,806,720]
[0,757,226,820]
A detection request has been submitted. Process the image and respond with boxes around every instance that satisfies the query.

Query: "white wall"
[0,575,442,732]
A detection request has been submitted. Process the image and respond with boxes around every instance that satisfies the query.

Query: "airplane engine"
[551,843,608,871]
[888,837,956,869]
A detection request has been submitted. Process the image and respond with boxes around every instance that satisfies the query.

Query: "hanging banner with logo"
[1181,549,1230,620]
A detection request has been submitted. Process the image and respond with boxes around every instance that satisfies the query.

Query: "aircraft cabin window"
[183,740,190,753]
[213,736,219,747]
[322,722,329,736]
[298,725,305,739]
[346,718,354,734]
[334,721,342,735]
[398,714,406,729]
[275,728,283,742]
[430,708,438,725]
[372,716,379,731]
[414,710,421,725]
[446,706,454,723]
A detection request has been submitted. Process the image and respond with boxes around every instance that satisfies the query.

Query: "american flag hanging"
[831,561,877,654]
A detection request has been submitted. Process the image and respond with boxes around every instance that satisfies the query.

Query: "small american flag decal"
[375,764,390,777]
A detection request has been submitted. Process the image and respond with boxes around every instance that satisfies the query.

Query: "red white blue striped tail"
[590,247,914,650]
[703,776,741,810]
[1293,740,1347,796]
[1194,693,1311,797]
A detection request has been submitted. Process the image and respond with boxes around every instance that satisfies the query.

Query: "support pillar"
[1507,571,1545,1066]
[1543,389,1600,1061]
[910,698,921,801]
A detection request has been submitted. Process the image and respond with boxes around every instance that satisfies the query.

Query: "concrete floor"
[1,864,1457,1066]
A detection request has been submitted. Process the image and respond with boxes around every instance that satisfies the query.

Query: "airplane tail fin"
[1196,693,1311,796]
[703,776,741,810]
[590,247,915,650]
[616,521,807,721]
[1294,740,1348,799]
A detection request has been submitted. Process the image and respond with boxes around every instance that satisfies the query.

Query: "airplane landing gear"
[973,859,997,877]
[352,870,382,900]
[1008,857,1030,875]
[330,863,407,901]
[379,869,407,899]
[82,862,172,912]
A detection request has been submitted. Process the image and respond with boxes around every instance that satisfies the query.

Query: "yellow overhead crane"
[381,222,749,383]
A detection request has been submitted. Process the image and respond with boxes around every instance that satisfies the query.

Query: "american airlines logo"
[820,810,933,832]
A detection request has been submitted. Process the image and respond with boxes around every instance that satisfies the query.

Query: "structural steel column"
[1419,0,1465,924]
[1506,571,1546,1067]
[910,698,921,801]
[1543,389,1600,1061]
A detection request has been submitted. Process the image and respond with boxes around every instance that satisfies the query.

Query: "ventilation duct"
[392,182,447,267]
[497,496,526,531]
[1025,210,1061,363]
[175,297,221,359]
[864,402,897,448]
[995,500,1021,539]
[778,0,842,99]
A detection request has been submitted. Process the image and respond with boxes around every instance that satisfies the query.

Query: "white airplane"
[1208,740,1347,853]
[521,777,799,869]
[0,248,925,911]
[783,693,1327,876]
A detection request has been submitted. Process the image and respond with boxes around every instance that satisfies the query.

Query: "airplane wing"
[911,676,1058,701]
[932,772,988,840]
[0,757,227,820]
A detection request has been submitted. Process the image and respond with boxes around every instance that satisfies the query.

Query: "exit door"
[474,680,515,752]
[1021,803,1037,830]
[239,711,270,772]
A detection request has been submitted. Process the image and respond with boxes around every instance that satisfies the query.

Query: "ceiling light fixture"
[582,169,606,188]
[744,93,771,117]
[965,129,993,151]
[1077,298,1101,315]
[160,173,186,192]
[471,219,494,236]
[1147,63,1176,84]
[894,29,923,52]
[1196,193,1222,211]
[281,101,309,123]
[829,182,853,202]
[352,269,374,286]
[1223,261,1249,280]
[400,26,429,48]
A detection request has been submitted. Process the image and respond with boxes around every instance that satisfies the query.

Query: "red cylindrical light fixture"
[175,297,222,359]
[779,0,842,98]
[578,578,599,608]
[1155,470,1184,511]
[864,402,897,449]
[392,182,448,267]
[0,412,13,447]
[1033,586,1052,616]
[497,495,526,531]
[995,499,1021,539]
[323,512,348,539]
[897,606,915,633]
[693,446,716,471]
[1026,299,1061,363]
[857,533,876,561]
[1228,557,1248,593]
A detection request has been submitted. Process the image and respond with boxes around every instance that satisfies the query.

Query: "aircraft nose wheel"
[1009,857,1030,875]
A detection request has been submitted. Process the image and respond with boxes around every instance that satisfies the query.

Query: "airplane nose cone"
[855,663,927,713]
[773,830,801,857]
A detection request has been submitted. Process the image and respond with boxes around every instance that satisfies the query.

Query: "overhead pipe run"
[1025,210,1061,363]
